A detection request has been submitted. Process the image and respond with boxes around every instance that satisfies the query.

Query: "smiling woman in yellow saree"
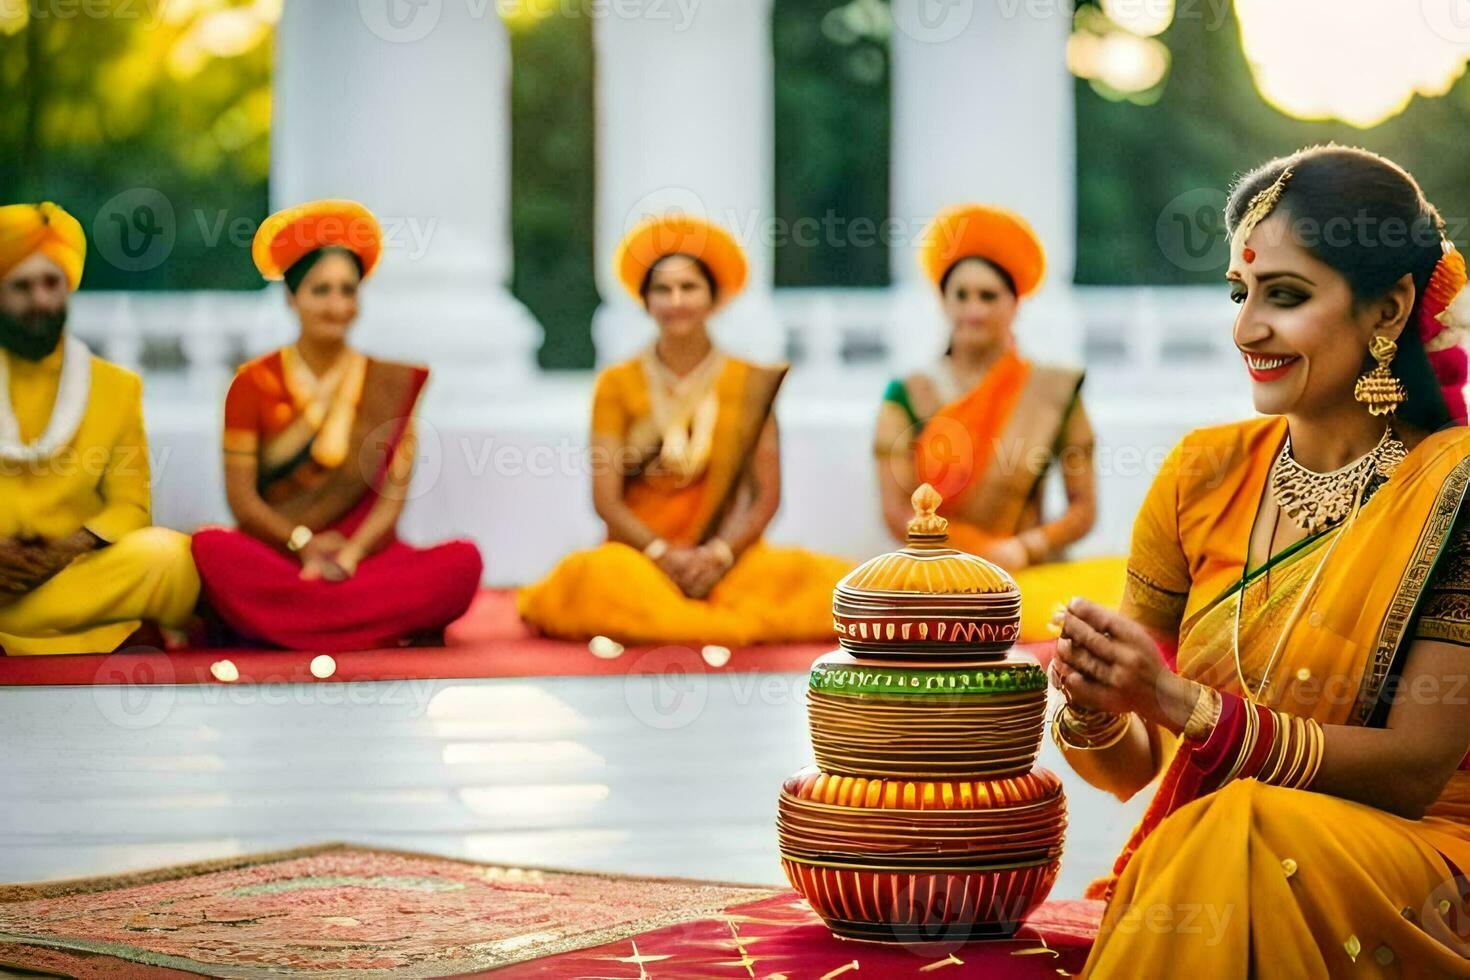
[1051,147,1470,977]
[517,215,850,647]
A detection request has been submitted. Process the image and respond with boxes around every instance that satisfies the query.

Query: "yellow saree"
[517,353,850,646]
[883,352,1125,641]
[1083,417,1470,977]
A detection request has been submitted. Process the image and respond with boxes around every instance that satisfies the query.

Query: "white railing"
[68,283,1236,389]
[770,283,1234,372]
[68,290,293,394]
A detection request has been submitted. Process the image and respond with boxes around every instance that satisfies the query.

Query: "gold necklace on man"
[1269,425,1406,535]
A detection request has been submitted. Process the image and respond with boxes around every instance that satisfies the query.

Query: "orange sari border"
[914,354,1083,537]
[230,352,428,532]
[618,357,787,547]
[1354,450,1470,725]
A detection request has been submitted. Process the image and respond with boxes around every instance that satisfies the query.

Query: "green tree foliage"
[506,10,598,370]
[1075,0,1470,285]
[773,0,891,286]
[0,0,273,291]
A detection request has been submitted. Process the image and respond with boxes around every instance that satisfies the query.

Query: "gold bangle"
[1051,707,1132,752]
[1283,718,1310,787]
[1064,704,1123,737]
[1305,722,1322,786]
[1069,716,1131,751]
[286,524,314,553]
[1294,719,1325,789]
[1260,714,1293,785]
[1182,683,1222,742]
[1223,700,1259,784]
[1284,717,1312,787]
[1260,722,1290,785]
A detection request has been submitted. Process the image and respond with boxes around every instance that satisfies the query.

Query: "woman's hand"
[980,536,1030,571]
[656,548,698,594]
[654,546,730,599]
[298,531,348,582]
[682,545,732,599]
[1053,598,1196,730]
[332,543,362,580]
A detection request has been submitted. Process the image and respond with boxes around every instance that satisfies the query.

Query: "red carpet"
[0,843,1097,978]
[0,589,1056,686]
[0,589,845,686]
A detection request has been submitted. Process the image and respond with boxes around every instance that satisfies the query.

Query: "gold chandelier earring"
[1354,334,1408,417]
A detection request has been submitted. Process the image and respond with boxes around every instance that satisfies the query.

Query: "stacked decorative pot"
[778,484,1065,943]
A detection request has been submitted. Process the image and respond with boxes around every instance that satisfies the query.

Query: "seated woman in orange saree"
[1050,148,1470,977]
[876,204,1124,642]
[192,201,482,651]
[518,216,850,647]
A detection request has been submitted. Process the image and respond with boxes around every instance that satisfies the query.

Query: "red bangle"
[1189,691,1247,794]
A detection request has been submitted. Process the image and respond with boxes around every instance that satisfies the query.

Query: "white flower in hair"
[1427,284,1470,353]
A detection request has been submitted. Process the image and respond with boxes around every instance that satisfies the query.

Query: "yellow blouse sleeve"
[1121,439,1192,639]
[590,368,628,440]
[83,371,151,544]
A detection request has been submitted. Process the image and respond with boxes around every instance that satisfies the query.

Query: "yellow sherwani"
[0,339,199,654]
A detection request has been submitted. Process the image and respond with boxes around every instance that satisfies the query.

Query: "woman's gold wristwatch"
[287,524,314,553]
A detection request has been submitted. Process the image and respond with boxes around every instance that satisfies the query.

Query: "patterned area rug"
[0,844,1100,978]
[0,844,777,978]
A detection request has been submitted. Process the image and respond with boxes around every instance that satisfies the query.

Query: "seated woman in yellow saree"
[875,204,1124,642]
[518,215,850,647]
[1050,146,1470,977]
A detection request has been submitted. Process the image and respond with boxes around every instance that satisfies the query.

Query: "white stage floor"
[0,675,1149,899]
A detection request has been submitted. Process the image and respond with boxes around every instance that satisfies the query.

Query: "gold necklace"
[1236,427,1393,702]
[1269,426,1405,534]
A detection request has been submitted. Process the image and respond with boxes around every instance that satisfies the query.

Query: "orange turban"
[0,202,86,290]
[614,215,748,306]
[252,199,383,282]
[920,204,1046,299]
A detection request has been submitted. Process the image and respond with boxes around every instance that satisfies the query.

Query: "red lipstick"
[1242,352,1301,383]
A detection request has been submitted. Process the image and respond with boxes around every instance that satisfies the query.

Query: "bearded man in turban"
[0,202,198,655]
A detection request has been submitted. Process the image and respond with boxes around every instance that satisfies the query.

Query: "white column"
[592,0,783,367]
[888,0,1077,371]
[271,0,540,391]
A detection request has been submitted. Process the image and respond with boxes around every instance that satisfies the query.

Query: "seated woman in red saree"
[517,215,850,647]
[192,200,481,651]
[875,204,1123,641]
[1051,147,1470,976]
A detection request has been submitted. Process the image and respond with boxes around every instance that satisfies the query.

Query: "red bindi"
[1242,247,1256,263]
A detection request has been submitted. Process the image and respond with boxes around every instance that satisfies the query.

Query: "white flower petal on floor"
[700,645,732,669]
[588,636,624,660]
